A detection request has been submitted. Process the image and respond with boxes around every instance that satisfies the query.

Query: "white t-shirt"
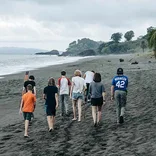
[58,77,71,95]
[84,71,94,83]
[72,76,86,93]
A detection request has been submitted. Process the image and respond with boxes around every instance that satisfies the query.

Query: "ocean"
[0,54,84,78]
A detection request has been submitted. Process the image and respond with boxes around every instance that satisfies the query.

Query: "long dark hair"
[93,73,101,82]
[48,77,56,86]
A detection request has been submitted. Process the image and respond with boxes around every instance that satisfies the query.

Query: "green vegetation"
[111,32,122,43]
[124,30,134,41]
[64,26,155,56]
[99,40,141,54]
[140,40,147,52]
[147,28,156,59]
[66,38,100,55]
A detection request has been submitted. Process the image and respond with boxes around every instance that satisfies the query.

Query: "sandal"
[24,135,29,138]
[72,118,77,121]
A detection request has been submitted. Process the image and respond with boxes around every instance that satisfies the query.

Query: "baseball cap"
[117,68,123,74]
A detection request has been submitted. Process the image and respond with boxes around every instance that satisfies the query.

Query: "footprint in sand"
[26,139,34,142]
[1,135,13,141]
[0,145,5,149]
[0,142,5,149]
[14,129,22,133]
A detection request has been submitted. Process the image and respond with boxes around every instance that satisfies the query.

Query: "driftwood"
[119,58,124,62]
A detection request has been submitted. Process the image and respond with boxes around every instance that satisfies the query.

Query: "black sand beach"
[0,53,156,156]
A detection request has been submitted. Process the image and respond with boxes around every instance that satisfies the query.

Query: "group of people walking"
[19,68,128,138]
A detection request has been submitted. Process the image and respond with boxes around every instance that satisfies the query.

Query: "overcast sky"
[0,0,155,51]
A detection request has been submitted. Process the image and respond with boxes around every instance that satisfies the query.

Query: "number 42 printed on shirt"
[116,81,125,88]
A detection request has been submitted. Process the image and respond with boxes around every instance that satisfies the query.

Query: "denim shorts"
[72,92,84,100]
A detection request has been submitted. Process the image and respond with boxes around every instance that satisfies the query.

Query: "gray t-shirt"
[89,81,105,98]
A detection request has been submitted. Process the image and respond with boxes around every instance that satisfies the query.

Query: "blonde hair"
[48,77,56,86]
[74,70,82,77]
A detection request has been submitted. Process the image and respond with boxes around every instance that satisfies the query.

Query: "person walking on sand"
[58,71,71,116]
[22,75,36,119]
[89,73,106,127]
[43,78,59,132]
[70,70,86,122]
[83,70,95,103]
[19,84,36,138]
[23,75,36,96]
[111,68,128,124]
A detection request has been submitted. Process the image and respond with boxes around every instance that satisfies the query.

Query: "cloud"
[0,0,156,50]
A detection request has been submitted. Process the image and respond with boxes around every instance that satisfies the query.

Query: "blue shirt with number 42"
[112,75,128,91]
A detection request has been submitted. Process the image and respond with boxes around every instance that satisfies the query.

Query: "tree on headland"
[124,30,134,41]
[97,42,105,54]
[140,40,147,52]
[147,28,156,59]
[69,41,76,47]
[147,26,155,34]
[137,36,143,40]
[66,38,100,55]
[111,32,122,43]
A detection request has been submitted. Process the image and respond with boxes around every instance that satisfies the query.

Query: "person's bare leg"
[47,116,53,130]
[78,99,82,121]
[92,106,97,125]
[97,111,102,123]
[72,100,77,120]
[97,106,102,123]
[51,116,55,129]
[24,120,29,136]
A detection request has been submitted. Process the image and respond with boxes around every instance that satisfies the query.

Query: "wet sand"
[0,53,156,156]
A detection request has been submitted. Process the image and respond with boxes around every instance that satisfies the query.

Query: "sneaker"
[49,128,53,132]
[72,118,77,121]
[119,116,124,124]
[24,135,29,138]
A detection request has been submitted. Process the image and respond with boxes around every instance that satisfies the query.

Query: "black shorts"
[23,112,32,121]
[91,97,103,111]
[45,105,56,116]
[91,97,103,106]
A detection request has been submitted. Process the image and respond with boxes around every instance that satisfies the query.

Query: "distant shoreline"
[0,54,88,79]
